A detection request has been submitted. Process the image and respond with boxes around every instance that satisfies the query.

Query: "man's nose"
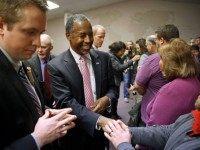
[37,47,42,52]
[33,35,41,47]
[84,35,92,43]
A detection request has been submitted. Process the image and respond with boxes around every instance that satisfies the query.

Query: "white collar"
[93,45,98,50]
[69,47,91,63]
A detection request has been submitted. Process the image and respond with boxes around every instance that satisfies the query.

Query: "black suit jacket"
[0,50,42,149]
[48,49,118,149]
[29,55,55,82]
[28,54,55,107]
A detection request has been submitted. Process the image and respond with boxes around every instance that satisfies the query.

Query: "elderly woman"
[146,35,157,55]
[146,38,200,126]
[109,41,140,119]
[104,95,200,150]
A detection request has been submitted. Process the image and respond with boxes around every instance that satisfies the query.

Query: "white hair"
[40,33,53,45]
[92,25,105,35]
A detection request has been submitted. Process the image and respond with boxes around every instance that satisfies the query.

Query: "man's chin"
[82,49,90,55]
[23,54,34,60]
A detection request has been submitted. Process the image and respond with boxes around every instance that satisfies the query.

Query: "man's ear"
[50,45,53,51]
[160,37,165,45]
[0,17,5,36]
[66,33,70,40]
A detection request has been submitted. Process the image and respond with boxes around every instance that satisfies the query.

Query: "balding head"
[37,34,53,60]
[92,25,106,49]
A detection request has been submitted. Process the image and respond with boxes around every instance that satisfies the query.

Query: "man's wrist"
[97,115,105,127]
[108,98,111,108]
[31,132,42,149]
[96,116,102,130]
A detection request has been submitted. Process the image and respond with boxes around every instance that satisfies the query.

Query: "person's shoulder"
[158,77,199,97]
[28,54,38,63]
[50,54,56,60]
[94,49,109,55]
[147,53,160,61]
[167,77,199,89]
[141,53,160,69]
[174,113,192,127]
[108,53,116,59]
[91,49,110,59]
[48,50,68,65]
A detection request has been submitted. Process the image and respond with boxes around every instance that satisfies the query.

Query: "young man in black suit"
[0,0,76,149]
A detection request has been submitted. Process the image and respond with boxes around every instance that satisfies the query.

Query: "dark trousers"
[111,85,120,116]
[123,69,134,98]
[57,127,108,150]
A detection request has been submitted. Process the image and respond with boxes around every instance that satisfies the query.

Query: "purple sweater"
[146,77,200,126]
[135,53,168,123]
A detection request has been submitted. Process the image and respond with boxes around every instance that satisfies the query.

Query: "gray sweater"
[118,113,200,150]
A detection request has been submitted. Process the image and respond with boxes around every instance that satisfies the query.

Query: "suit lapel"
[35,56,43,81]
[29,55,43,81]
[63,50,84,90]
[63,49,102,99]
[23,61,45,111]
[90,50,101,98]
[0,51,39,122]
[13,75,40,121]
[49,54,55,60]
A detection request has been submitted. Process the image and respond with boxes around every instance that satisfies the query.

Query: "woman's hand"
[104,120,131,149]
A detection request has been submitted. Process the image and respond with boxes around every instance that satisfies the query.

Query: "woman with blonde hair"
[146,38,200,126]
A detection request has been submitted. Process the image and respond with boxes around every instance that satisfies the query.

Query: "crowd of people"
[0,0,199,150]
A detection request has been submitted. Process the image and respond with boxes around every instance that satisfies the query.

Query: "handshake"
[102,119,132,149]
[32,108,77,148]
[32,108,131,149]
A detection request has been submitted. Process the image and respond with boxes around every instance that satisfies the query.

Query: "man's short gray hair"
[92,25,105,35]
[65,14,89,34]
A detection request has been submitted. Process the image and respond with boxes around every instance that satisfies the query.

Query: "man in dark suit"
[0,0,76,149]
[29,34,55,107]
[48,14,118,150]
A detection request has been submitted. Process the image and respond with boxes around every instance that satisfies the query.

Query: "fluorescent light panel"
[47,0,59,10]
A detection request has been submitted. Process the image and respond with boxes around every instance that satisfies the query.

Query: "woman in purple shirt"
[146,38,200,126]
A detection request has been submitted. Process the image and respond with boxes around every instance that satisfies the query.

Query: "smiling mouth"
[82,47,91,51]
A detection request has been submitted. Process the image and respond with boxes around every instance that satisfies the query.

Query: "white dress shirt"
[70,48,97,101]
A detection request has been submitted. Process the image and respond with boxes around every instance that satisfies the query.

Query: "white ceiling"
[47,0,200,20]
[47,0,128,20]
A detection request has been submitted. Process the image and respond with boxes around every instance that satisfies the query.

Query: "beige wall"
[47,0,200,54]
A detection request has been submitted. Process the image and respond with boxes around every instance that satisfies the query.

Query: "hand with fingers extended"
[32,108,77,148]
[91,96,110,114]
[104,120,131,149]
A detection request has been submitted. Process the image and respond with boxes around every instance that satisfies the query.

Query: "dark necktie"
[18,66,43,116]
[43,60,52,100]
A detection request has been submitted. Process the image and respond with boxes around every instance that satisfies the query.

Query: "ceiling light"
[47,0,59,10]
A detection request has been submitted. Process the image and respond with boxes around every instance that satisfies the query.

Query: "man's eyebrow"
[22,28,46,34]
[41,30,46,34]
